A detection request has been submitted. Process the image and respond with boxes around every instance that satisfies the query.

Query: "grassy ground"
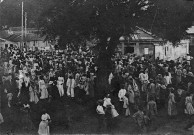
[0,94,193,135]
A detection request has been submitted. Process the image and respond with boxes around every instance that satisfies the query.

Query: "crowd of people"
[0,45,97,134]
[96,53,194,132]
[0,45,194,134]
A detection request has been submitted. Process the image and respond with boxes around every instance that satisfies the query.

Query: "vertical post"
[121,42,125,55]
[21,1,24,50]
[25,12,27,50]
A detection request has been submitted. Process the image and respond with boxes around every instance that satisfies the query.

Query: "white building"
[155,40,189,61]
[0,38,17,49]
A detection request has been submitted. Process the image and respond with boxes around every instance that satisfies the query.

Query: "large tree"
[39,0,153,97]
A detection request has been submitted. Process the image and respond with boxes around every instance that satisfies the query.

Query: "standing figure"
[66,75,75,98]
[168,88,177,117]
[24,73,30,88]
[185,93,194,115]
[176,65,182,86]
[57,76,64,97]
[39,76,48,100]
[133,106,146,131]
[38,110,51,135]
[0,113,4,124]
[164,72,172,86]
[48,68,55,80]
[96,100,105,132]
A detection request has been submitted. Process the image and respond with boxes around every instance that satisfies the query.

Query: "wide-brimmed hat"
[97,99,103,104]
[187,72,194,77]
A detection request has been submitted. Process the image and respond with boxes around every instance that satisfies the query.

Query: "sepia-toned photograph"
[1,0,194,134]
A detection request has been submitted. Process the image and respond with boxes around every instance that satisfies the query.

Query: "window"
[5,44,8,48]
[125,46,134,54]
[144,48,149,54]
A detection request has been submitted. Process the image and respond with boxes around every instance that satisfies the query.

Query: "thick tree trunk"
[95,35,119,98]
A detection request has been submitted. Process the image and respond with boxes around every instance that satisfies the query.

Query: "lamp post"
[21,1,24,50]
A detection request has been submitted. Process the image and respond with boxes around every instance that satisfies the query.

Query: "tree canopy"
[39,0,153,45]
[138,0,194,43]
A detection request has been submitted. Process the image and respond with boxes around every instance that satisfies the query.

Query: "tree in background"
[138,0,194,44]
[38,0,154,97]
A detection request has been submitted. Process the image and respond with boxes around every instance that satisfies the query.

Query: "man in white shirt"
[118,87,126,101]
[96,100,105,132]
[118,86,127,114]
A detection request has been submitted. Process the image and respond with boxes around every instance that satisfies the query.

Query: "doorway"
[125,46,134,54]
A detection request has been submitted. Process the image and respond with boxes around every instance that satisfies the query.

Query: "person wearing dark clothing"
[50,81,60,101]
[105,105,113,132]
[188,79,194,94]
[19,82,30,104]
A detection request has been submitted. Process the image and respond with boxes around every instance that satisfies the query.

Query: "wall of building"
[155,45,164,60]
[0,40,18,49]
[138,43,154,56]
[162,40,189,61]
[120,39,189,61]
[24,40,49,50]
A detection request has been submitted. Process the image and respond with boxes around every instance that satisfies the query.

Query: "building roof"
[9,27,38,33]
[0,28,46,42]
[187,26,194,34]
[5,33,46,42]
[120,26,163,43]
[0,38,6,42]
[0,30,10,39]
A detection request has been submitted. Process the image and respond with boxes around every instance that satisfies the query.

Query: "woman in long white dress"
[66,76,75,98]
[38,111,51,135]
[185,94,194,115]
[57,76,64,97]
[39,76,48,100]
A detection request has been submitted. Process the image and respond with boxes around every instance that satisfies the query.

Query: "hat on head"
[97,99,104,104]
[49,81,53,84]
[187,72,194,77]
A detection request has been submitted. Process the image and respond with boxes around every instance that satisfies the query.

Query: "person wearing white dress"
[38,111,51,135]
[39,76,48,100]
[24,73,30,88]
[118,88,126,101]
[103,94,112,108]
[66,76,75,97]
[118,87,127,114]
[108,72,114,85]
[57,76,64,97]
[185,94,194,115]
[164,72,172,86]
[0,113,4,124]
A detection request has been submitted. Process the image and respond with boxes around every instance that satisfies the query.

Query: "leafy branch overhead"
[0,0,194,44]
[39,0,153,44]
